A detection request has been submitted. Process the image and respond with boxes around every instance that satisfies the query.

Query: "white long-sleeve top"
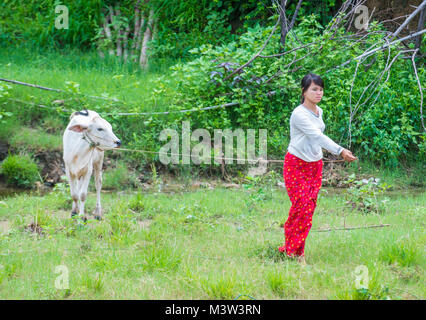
[287,104,344,162]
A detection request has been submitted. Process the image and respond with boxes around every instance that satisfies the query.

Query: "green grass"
[0,45,177,116]
[0,184,424,299]
[9,127,62,152]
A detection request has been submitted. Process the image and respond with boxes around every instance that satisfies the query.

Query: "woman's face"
[303,82,323,104]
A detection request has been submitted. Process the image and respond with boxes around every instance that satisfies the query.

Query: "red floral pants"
[279,152,323,257]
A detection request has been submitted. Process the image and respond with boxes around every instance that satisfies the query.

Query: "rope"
[111,147,346,164]
[311,224,391,232]
[5,97,347,164]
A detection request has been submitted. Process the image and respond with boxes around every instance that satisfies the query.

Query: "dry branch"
[311,224,391,232]
[387,0,426,42]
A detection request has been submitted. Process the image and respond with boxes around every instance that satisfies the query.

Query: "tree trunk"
[123,23,131,62]
[131,0,142,61]
[139,9,154,68]
[134,16,145,62]
[98,0,157,68]
[279,0,288,48]
[103,7,114,56]
[112,6,123,58]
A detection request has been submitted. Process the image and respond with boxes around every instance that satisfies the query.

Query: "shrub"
[0,154,40,188]
[128,193,151,216]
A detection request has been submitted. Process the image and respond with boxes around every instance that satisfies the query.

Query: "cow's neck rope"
[78,132,102,171]
[82,131,105,151]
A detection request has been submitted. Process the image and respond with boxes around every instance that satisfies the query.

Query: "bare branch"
[415,5,426,52]
[411,49,425,132]
[325,29,426,74]
[280,0,303,49]
[387,0,426,42]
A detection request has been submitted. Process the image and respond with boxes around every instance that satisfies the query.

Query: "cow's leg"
[93,154,104,220]
[77,168,93,221]
[66,167,79,218]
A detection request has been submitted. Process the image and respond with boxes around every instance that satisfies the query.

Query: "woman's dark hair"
[301,73,324,103]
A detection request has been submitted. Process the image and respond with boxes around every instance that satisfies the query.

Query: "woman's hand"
[340,149,357,162]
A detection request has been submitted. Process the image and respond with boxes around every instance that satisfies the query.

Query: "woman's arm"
[292,111,357,162]
[292,110,344,155]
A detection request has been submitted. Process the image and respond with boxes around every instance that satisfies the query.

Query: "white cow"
[63,110,121,220]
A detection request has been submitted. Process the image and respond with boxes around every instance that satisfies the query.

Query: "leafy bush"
[0,154,40,188]
[128,193,147,213]
[0,0,103,49]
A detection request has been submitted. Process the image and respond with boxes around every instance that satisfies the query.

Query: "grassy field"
[1,45,424,300]
[0,181,424,300]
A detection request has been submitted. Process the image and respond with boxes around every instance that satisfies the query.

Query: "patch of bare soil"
[35,150,65,185]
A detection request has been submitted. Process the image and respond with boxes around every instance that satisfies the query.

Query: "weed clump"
[1,154,40,188]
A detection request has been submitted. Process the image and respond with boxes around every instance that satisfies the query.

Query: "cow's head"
[68,112,121,150]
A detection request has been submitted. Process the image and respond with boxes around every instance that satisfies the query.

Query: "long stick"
[311,224,391,232]
[0,78,62,92]
[411,49,425,132]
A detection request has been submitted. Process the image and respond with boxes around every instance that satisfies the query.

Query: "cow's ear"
[68,124,88,132]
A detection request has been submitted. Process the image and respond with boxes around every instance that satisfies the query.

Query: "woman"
[279,73,357,266]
